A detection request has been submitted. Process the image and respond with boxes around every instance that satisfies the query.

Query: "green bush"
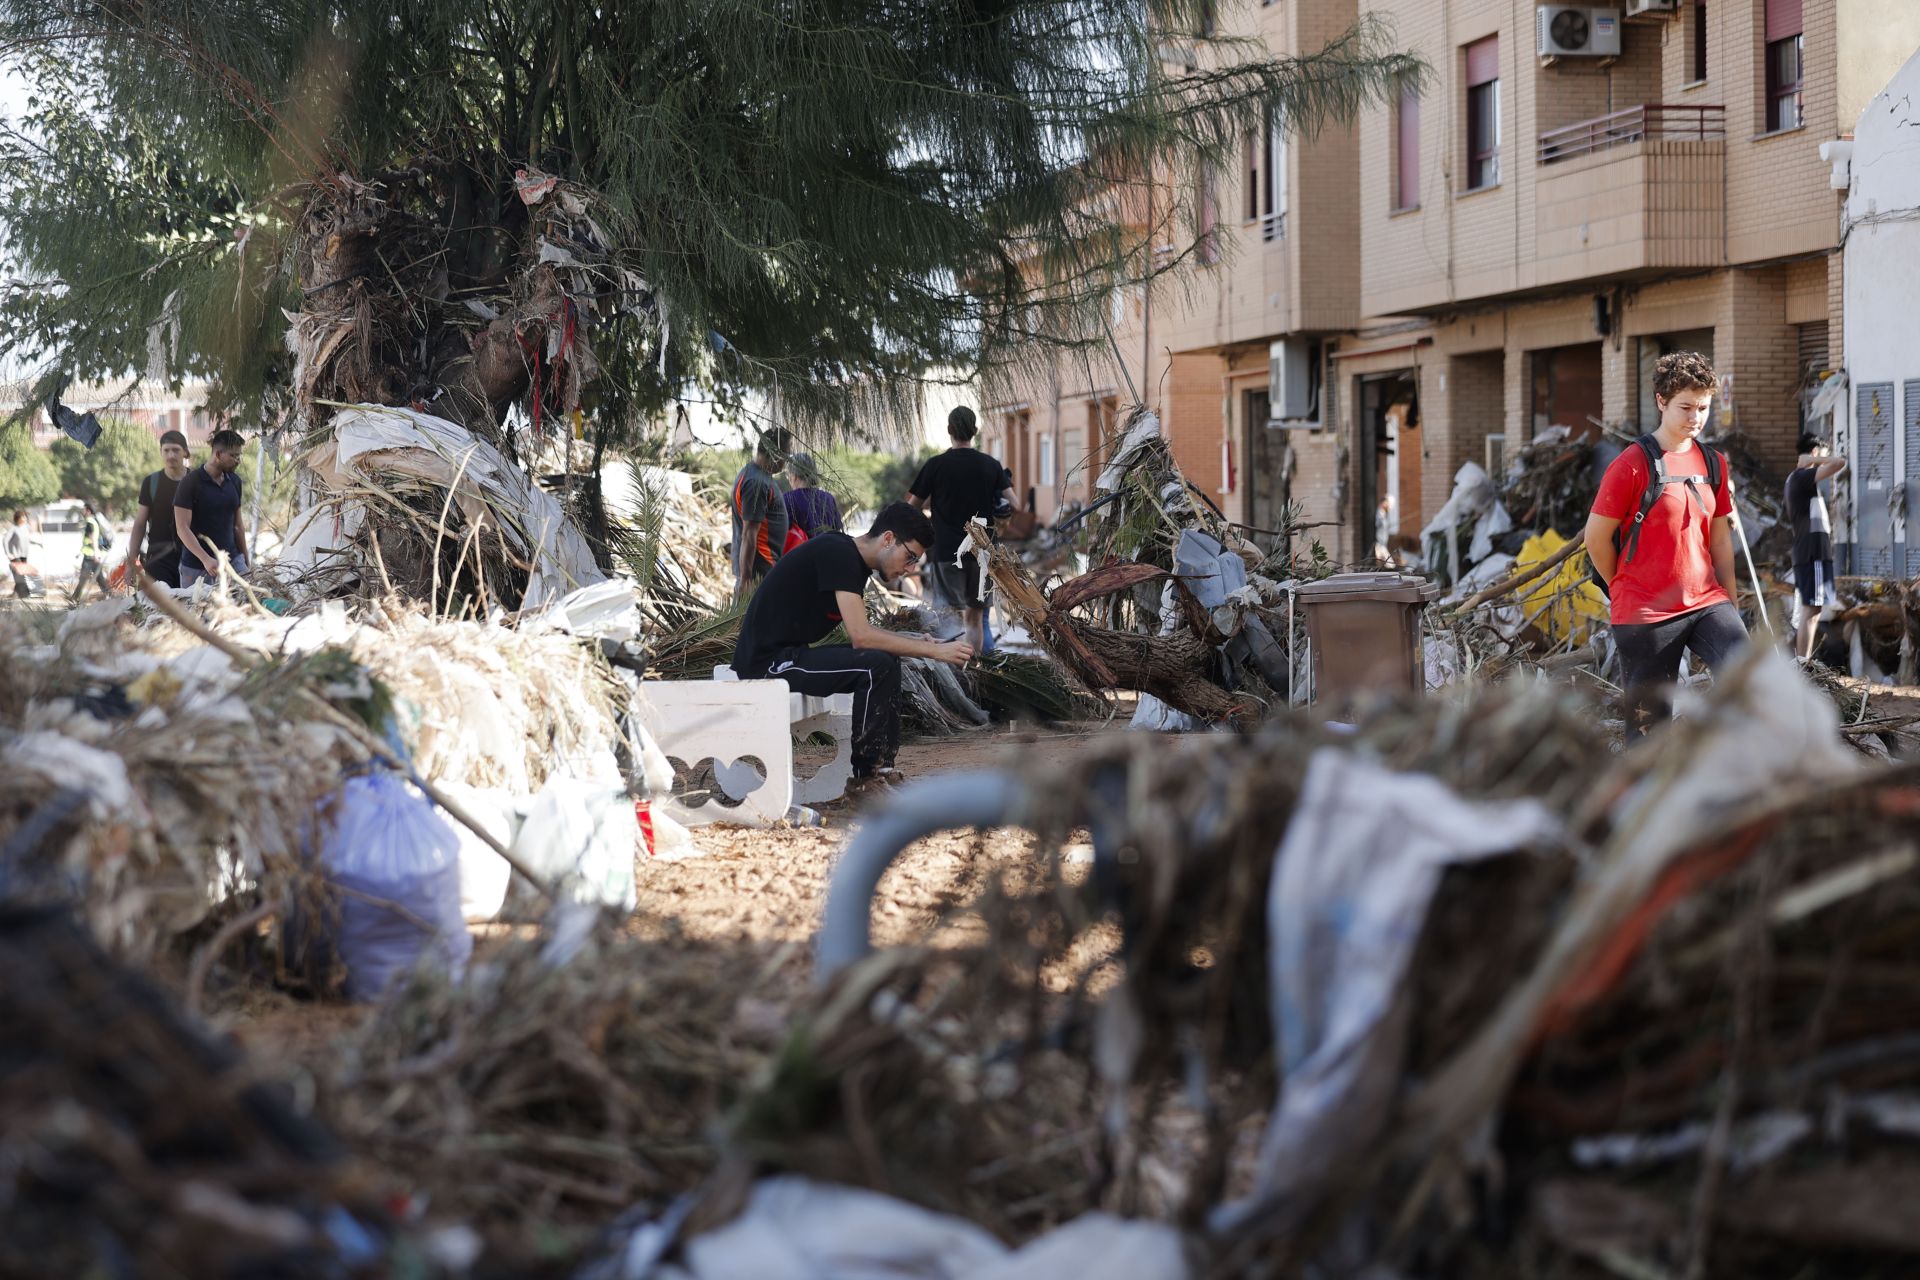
[48,415,154,514]
[0,427,59,513]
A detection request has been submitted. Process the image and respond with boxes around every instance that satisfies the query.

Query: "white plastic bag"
[321,774,473,1001]
[431,780,521,922]
[505,776,640,915]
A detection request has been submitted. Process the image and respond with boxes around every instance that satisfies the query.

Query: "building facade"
[989,0,1916,568]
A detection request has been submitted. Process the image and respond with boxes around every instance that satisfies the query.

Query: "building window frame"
[1688,0,1708,86]
[1392,81,1421,212]
[1196,165,1221,264]
[1765,33,1804,133]
[1463,36,1501,192]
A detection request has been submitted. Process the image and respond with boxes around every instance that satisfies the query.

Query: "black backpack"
[1590,435,1724,599]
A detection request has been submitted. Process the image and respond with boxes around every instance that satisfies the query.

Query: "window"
[1690,1,1708,83]
[1765,0,1803,132]
[1393,82,1420,210]
[1464,36,1500,190]
[1196,167,1220,264]
[1245,110,1286,237]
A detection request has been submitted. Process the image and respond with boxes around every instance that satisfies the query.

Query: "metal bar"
[815,772,1026,982]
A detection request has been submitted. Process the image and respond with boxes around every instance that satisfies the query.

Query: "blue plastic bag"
[320,774,472,1001]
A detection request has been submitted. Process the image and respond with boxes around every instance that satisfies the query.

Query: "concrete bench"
[638,670,854,826]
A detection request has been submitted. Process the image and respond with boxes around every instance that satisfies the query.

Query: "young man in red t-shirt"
[1583,351,1747,735]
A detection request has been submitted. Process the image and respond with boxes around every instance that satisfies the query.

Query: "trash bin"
[1297,572,1440,708]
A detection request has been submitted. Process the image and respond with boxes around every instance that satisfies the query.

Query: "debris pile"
[968,406,1303,726]
[663,650,1920,1277]
[0,894,385,1278]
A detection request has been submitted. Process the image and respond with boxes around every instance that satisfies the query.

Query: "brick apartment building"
[984,0,1920,566]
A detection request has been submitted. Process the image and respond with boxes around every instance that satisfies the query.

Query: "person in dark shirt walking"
[731,429,791,598]
[1785,431,1847,662]
[126,429,191,588]
[905,406,1014,652]
[732,502,971,794]
[174,429,250,587]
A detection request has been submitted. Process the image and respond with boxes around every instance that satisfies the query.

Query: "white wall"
[1841,49,1920,571]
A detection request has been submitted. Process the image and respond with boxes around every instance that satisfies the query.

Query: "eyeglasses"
[896,545,923,568]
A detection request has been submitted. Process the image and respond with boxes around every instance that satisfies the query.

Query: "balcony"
[1533,105,1725,288]
[1537,103,1726,165]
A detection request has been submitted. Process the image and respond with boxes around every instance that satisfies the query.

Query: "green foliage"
[0,427,59,512]
[0,1,1423,444]
[47,417,157,514]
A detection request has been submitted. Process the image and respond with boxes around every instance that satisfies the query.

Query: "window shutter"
[1465,36,1499,87]
[1396,89,1420,206]
[1765,0,1802,40]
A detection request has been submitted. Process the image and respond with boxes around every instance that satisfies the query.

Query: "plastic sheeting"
[1512,528,1607,648]
[292,404,604,609]
[590,1176,1191,1280]
[1211,749,1562,1238]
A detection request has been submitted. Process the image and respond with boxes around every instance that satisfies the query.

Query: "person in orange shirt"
[730,429,791,599]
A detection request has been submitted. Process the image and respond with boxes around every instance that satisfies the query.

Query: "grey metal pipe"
[815,771,1025,983]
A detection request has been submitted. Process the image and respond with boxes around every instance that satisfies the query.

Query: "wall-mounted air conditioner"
[1537,6,1623,58]
[1267,338,1321,427]
[1623,0,1677,17]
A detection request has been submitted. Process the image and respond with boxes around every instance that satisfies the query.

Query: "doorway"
[1358,372,1421,563]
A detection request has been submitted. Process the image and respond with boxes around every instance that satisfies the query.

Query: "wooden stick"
[1444,536,1587,617]
[137,571,556,899]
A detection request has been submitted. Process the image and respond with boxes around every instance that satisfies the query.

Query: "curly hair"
[1652,350,1719,402]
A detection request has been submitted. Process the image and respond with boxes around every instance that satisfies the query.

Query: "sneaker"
[844,773,901,802]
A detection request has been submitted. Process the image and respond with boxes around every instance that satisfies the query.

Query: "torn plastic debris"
[583,1175,1192,1280]
[1211,748,1561,1240]
[300,404,605,609]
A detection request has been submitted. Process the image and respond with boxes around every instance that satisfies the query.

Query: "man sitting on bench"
[731,502,972,795]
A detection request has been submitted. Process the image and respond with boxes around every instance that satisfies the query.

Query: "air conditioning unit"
[1623,0,1678,15]
[1267,338,1321,427]
[1536,6,1623,57]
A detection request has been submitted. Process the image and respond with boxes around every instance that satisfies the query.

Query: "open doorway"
[1358,372,1420,564]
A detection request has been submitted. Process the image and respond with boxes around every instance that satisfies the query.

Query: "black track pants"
[752,645,902,776]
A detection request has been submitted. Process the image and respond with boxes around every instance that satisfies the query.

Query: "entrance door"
[1857,382,1896,577]
[1532,343,1604,441]
[1243,389,1283,550]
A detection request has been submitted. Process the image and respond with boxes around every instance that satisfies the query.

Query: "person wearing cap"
[731,428,792,599]
[126,429,192,588]
[783,452,843,539]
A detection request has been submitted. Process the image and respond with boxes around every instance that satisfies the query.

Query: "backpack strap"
[1617,435,1666,564]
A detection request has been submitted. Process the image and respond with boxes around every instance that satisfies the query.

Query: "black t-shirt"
[732,532,873,674]
[138,470,184,560]
[1784,466,1833,567]
[173,464,244,556]
[909,447,1006,558]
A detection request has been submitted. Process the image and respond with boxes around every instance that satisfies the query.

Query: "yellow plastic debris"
[1514,529,1606,647]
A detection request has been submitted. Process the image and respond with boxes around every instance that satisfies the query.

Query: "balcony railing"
[1243,211,1287,242]
[1537,103,1726,165]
